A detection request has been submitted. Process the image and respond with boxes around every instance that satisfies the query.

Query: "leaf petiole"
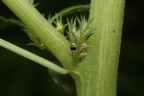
[0,38,69,74]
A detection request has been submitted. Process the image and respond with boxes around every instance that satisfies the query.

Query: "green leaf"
[50,5,90,22]
[48,68,76,94]
[47,61,76,94]
[0,15,23,29]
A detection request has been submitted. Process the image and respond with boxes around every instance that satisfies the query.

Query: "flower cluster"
[48,15,95,60]
[67,16,95,61]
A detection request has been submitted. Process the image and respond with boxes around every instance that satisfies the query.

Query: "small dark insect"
[70,45,76,51]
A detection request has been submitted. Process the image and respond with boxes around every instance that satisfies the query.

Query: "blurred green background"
[0,0,144,96]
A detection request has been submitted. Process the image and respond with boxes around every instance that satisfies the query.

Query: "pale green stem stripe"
[0,38,69,74]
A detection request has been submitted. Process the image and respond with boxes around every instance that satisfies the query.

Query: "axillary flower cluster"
[66,16,95,61]
[53,16,95,61]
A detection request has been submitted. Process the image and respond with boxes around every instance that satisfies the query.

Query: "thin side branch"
[0,38,69,74]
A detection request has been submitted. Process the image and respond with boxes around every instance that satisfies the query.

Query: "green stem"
[0,38,69,74]
[72,0,125,96]
[1,0,125,96]
[1,0,72,69]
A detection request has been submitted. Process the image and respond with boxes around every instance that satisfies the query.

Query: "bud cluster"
[67,16,95,61]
